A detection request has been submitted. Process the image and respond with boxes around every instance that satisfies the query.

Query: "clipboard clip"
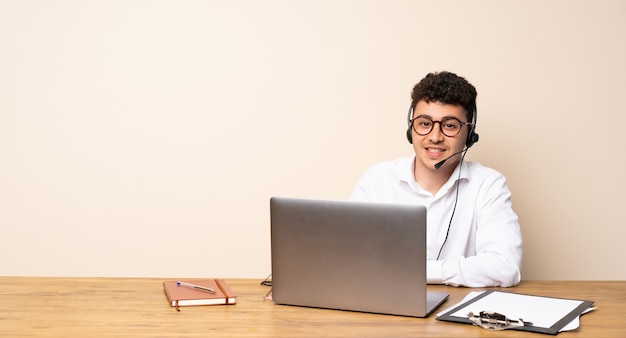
[468,311,532,331]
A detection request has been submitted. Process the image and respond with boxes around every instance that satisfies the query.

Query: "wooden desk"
[0,278,624,337]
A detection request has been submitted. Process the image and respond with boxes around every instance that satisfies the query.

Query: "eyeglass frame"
[409,114,474,137]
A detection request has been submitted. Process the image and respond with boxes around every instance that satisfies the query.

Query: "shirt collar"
[401,155,471,195]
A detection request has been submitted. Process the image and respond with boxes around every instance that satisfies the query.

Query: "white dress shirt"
[350,157,522,287]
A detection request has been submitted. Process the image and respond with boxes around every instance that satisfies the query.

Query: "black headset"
[406,101,479,148]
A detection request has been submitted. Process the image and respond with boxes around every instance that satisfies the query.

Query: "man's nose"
[428,121,444,141]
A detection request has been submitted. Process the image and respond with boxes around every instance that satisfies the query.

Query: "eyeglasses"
[410,115,473,137]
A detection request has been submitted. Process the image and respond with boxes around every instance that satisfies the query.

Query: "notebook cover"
[163,279,237,309]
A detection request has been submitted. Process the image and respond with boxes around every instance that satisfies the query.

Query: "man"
[350,71,522,287]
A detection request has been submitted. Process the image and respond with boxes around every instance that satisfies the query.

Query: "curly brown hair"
[410,71,477,122]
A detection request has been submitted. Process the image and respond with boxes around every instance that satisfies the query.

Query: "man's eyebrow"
[415,114,460,120]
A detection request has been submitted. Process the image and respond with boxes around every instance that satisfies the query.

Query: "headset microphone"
[434,149,467,169]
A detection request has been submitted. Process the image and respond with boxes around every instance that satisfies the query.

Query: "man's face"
[410,100,469,171]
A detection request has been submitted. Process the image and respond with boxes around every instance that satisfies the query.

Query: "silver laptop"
[270,197,448,317]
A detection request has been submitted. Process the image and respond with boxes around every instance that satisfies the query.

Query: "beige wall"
[1,0,624,280]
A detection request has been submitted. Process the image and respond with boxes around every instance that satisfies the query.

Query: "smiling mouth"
[426,147,445,153]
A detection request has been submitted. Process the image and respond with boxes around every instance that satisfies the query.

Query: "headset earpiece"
[466,130,479,148]
[406,101,415,144]
[465,105,479,148]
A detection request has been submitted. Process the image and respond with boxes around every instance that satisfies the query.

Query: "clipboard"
[436,290,594,335]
